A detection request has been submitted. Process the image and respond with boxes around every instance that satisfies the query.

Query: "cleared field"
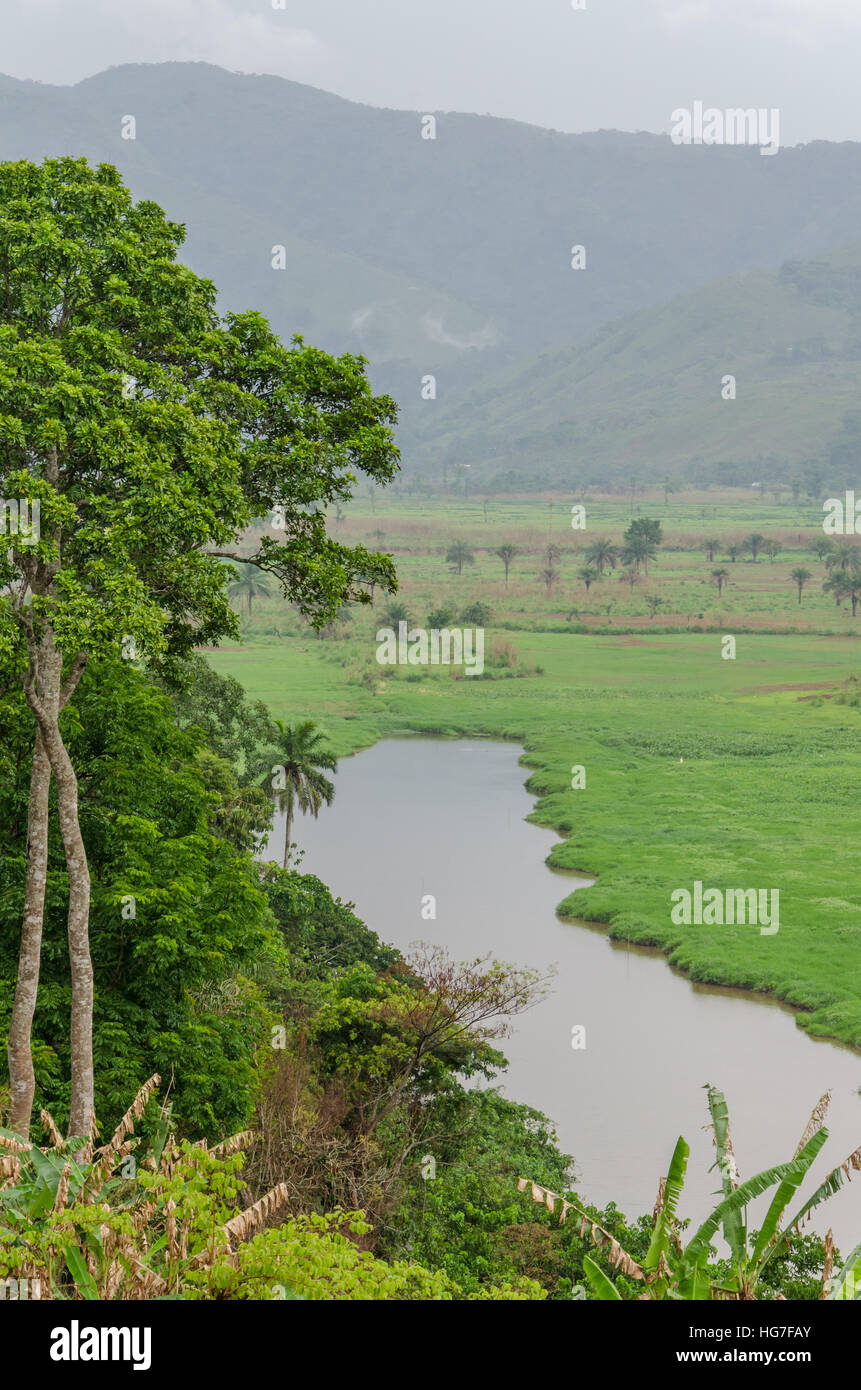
[235,487,861,639]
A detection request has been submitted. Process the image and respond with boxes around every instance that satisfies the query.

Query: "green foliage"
[0,1082,540,1301]
[426,605,457,628]
[255,719,337,866]
[519,1085,860,1300]
[262,867,398,978]
[0,660,282,1139]
[0,155,400,681]
[381,1088,573,1293]
[460,601,493,625]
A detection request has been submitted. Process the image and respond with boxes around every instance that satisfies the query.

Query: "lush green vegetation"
[206,491,861,1050]
[1,159,858,1304]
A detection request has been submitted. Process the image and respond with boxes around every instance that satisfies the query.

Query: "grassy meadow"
[207,487,861,1052]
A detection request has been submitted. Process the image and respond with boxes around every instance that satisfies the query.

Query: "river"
[267,737,861,1250]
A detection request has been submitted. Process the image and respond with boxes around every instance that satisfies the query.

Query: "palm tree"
[726,544,741,564]
[764,540,781,563]
[711,567,730,596]
[540,566,559,595]
[494,544,519,587]
[577,565,599,592]
[258,720,337,869]
[825,539,861,576]
[703,538,721,562]
[791,567,812,605]
[585,538,619,574]
[825,571,861,615]
[446,541,475,576]
[382,600,413,628]
[228,566,273,619]
[743,533,766,562]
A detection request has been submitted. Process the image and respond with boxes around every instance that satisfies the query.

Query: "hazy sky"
[4,0,861,145]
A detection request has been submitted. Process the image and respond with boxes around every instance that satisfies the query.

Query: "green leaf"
[583,1255,622,1301]
[644,1135,689,1275]
[683,1159,808,1265]
[826,1242,861,1300]
[750,1128,829,1269]
[705,1085,746,1266]
[63,1244,100,1301]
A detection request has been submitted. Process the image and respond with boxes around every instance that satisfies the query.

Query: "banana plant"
[825,1242,861,1300]
[522,1084,861,1301]
[688,1085,860,1299]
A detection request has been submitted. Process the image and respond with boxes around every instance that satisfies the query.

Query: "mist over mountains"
[4,61,861,487]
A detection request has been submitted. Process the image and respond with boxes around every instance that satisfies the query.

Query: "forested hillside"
[412,242,861,489]
[5,63,861,473]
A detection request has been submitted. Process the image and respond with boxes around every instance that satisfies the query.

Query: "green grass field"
[206,490,861,1052]
[207,611,861,1053]
[236,486,861,640]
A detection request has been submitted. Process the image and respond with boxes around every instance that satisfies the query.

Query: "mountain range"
[3,62,861,485]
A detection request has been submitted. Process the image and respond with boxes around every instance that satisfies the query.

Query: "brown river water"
[267,737,861,1251]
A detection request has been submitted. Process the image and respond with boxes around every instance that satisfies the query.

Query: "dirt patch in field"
[735,681,839,694]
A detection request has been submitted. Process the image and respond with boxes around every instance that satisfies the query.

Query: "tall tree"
[825,571,861,615]
[623,518,662,575]
[446,541,475,576]
[228,566,273,619]
[493,544,519,587]
[791,567,812,605]
[825,539,861,576]
[0,157,398,1138]
[259,720,337,869]
[539,566,559,595]
[622,532,657,575]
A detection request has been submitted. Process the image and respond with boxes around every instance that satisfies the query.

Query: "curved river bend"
[268,738,861,1247]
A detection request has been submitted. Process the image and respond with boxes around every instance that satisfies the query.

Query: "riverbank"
[208,629,861,1053]
[272,736,861,1239]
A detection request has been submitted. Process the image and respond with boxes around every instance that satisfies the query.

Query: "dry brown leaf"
[795,1092,831,1158]
[40,1109,64,1148]
[52,1163,71,1214]
[222,1181,290,1243]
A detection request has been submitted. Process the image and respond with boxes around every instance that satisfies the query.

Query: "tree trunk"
[283,803,294,871]
[6,729,52,1137]
[23,634,93,1139]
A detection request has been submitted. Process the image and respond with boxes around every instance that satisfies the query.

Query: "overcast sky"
[4,0,861,145]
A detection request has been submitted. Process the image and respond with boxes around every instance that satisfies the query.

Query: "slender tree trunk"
[283,803,294,871]
[6,729,51,1137]
[49,729,92,1139]
[23,634,93,1139]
